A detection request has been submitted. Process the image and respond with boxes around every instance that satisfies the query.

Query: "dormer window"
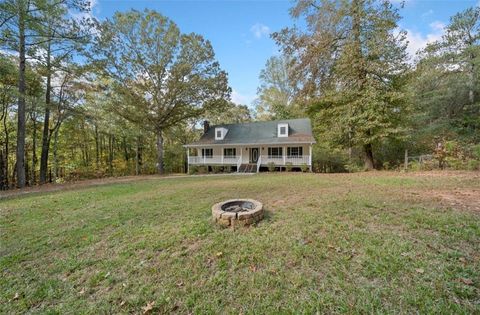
[215,127,228,140]
[277,123,289,137]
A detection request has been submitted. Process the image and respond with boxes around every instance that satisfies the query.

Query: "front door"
[250,148,259,163]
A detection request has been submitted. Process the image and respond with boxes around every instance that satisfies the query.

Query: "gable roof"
[185,118,316,147]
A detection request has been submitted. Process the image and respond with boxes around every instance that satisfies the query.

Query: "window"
[277,123,289,137]
[287,147,303,157]
[215,127,228,140]
[202,148,213,158]
[223,148,236,157]
[268,147,283,158]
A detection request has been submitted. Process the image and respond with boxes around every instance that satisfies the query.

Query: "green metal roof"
[185,118,315,147]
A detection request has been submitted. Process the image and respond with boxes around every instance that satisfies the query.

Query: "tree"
[92,10,231,174]
[255,55,299,120]
[0,0,91,187]
[36,0,92,184]
[411,6,479,144]
[273,0,410,169]
[206,102,252,125]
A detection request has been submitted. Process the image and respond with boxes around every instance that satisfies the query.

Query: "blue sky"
[91,0,479,107]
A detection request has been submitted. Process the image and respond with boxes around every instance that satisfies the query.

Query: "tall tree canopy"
[255,55,300,120]
[92,10,231,174]
[274,0,410,169]
[411,6,480,146]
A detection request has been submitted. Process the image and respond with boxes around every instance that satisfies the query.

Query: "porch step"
[238,163,257,173]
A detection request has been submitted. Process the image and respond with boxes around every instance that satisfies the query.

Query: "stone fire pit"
[212,199,263,227]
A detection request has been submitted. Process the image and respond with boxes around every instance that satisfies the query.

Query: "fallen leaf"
[120,300,126,306]
[249,265,257,272]
[142,301,155,314]
[104,272,111,278]
[79,288,85,295]
[176,281,184,287]
[400,252,409,257]
[459,278,473,285]
[215,252,223,257]
[122,283,127,288]
[12,292,19,300]
[415,268,424,274]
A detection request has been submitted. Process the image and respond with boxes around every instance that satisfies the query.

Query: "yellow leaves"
[142,301,155,314]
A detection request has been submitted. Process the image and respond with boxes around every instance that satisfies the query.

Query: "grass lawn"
[1,172,479,314]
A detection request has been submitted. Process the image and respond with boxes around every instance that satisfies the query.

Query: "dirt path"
[0,173,252,200]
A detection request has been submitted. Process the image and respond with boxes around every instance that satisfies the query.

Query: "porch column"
[283,145,286,165]
[186,147,190,174]
[309,144,312,172]
[221,147,224,164]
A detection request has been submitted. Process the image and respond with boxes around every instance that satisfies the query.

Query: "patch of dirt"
[424,189,480,213]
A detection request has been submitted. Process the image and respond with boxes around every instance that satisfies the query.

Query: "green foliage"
[267,162,275,172]
[285,162,293,171]
[189,165,199,175]
[211,165,222,174]
[255,55,302,120]
[300,163,308,172]
[197,166,208,174]
[467,160,479,171]
[224,165,232,173]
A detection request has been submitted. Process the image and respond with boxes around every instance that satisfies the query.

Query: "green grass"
[1,173,479,314]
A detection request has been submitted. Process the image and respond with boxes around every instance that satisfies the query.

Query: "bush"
[197,166,208,174]
[382,161,390,170]
[300,163,309,172]
[224,165,232,173]
[211,165,222,174]
[467,159,480,171]
[285,162,293,172]
[267,162,275,172]
[189,165,199,175]
[344,162,363,173]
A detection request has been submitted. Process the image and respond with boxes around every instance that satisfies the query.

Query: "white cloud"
[250,23,270,39]
[231,89,255,105]
[421,9,434,19]
[404,20,445,58]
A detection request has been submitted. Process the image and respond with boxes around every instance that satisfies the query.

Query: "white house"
[184,118,316,173]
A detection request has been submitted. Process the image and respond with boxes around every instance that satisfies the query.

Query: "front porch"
[186,144,312,173]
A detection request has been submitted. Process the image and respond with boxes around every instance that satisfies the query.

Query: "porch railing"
[188,156,240,165]
[260,155,310,166]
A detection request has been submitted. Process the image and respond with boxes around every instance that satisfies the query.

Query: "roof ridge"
[209,117,310,128]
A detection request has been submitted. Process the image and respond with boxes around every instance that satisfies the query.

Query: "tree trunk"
[53,126,60,181]
[0,149,5,190]
[135,136,142,175]
[94,124,99,169]
[108,134,114,175]
[3,107,9,189]
[156,130,164,175]
[31,117,37,184]
[16,6,27,188]
[364,143,374,170]
[40,40,52,184]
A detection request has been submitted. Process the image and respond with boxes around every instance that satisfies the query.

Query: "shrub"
[344,162,363,173]
[285,162,293,172]
[224,165,232,173]
[300,163,309,172]
[383,161,390,170]
[467,159,480,171]
[211,165,222,174]
[267,162,275,172]
[197,166,208,174]
[189,165,199,175]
